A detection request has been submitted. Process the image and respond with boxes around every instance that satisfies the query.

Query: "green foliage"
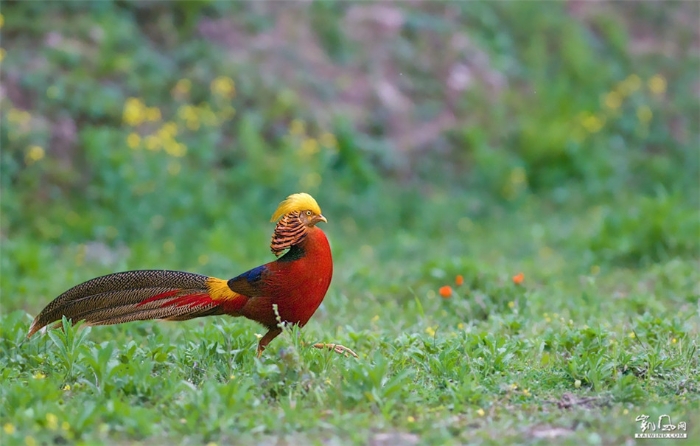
[1,2,698,445]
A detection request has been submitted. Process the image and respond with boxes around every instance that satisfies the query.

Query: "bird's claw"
[312,343,358,358]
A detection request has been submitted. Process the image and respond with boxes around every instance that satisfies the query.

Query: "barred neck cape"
[270,211,308,256]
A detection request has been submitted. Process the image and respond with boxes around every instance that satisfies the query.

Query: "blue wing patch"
[227,265,268,296]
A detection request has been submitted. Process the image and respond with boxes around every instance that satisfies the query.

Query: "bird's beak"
[316,214,327,224]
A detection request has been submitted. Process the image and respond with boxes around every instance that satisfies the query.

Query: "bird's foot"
[312,343,358,358]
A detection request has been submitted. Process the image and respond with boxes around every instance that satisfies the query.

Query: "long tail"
[28,270,245,337]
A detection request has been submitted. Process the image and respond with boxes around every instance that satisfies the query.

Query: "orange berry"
[455,275,464,286]
[512,272,524,285]
[439,286,453,298]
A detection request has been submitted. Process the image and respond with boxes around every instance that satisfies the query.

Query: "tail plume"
[28,270,226,337]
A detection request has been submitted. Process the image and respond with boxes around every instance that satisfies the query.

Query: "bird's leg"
[256,327,283,357]
[312,343,358,358]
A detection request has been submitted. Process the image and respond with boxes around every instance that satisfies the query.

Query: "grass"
[1,194,698,445]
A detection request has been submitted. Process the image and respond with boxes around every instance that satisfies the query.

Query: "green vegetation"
[1,2,698,445]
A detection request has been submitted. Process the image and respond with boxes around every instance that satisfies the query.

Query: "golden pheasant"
[28,193,356,357]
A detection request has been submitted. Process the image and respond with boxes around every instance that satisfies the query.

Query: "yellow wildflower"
[210,76,235,98]
[508,301,515,309]
[144,135,160,151]
[425,326,436,337]
[604,91,622,110]
[407,416,415,423]
[618,74,641,96]
[581,114,604,133]
[25,145,45,165]
[25,436,37,446]
[122,97,146,126]
[3,423,15,434]
[46,413,58,430]
[0,48,5,63]
[145,107,162,122]
[477,408,485,417]
[628,332,636,339]
[0,13,4,28]
[648,75,666,95]
[126,133,141,149]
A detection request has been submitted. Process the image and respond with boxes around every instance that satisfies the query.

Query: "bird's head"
[270,193,327,256]
[270,192,327,227]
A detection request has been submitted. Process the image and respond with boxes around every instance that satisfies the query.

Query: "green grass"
[1,2,698,444]
[1,195,698,445]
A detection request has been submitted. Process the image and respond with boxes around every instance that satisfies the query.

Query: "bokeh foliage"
[1,2,698,445]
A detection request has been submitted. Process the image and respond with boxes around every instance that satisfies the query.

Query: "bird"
[28,192,357,358]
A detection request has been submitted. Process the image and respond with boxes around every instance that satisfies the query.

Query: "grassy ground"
[1,2,699,445]
[1,194,698,445]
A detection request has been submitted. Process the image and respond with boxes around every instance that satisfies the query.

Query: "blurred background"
[1,1,698,313]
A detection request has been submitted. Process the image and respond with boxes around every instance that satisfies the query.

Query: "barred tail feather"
[28,270,224,337]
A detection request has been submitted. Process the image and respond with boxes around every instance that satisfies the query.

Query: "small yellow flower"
[144,135,160,151]
[636,105,652,124]
[229,374,235,380]
[25,437,37,446]
[604,91,622,110]
[623,409,629,415]
[46,413,58,430]
[61,422,70,432]
[523,388,531,396]
[300,138,320,156]
[33,372,46,380]
[160,122,178,137]
[126,133,141,149]
[574,379,581,388]
[289,119,306,137]
[407,416,415,423]
[648,75,666,95]
[210,76,235,98]
[508,301,515,309]
[3,423,15,434]
[122,97,146,126]
[425,326,436,337]
[205,442,218,446]
[545,316,552,323]
[0,48,5,63]
[0,13,4,28]
[628,332,636,339]
[457,323,464,330]
[672,338,677,344]
[145,107,162,122]
[25,145,45,165]
[63,384,71,391]
[371,315,380,323]
[618,74,642,96]
[477,408,485,417]
[581,114,604,133]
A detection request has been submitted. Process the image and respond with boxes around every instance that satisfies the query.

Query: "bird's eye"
[306,210,312,216]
